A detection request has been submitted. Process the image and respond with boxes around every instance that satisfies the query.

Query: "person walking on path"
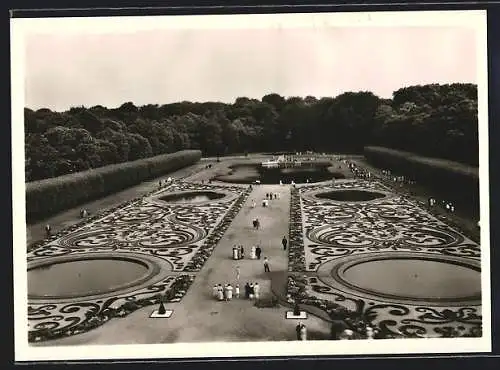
[235,265,241,281]
[254,282,260,300]
[256,246,262,260]
[244,282,251,299]
[299,323,307,340]
[226,284,233,301]
[235,284,240,299]
[212,284,218,299]
[249,283,255,299]
[264,257,270,272]
[45,224,51,238]
[282,236,288,250]
[295,322,303,340]
[217,284,224,301]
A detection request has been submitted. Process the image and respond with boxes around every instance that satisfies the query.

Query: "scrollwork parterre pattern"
[27,180,251,342]
[287,180,482,339]
[28,275,195,342]
[28,181,248,271]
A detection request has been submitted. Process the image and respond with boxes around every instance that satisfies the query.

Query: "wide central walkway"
[35,184,331,345]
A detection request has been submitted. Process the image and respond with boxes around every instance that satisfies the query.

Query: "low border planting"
[288,187,306,272]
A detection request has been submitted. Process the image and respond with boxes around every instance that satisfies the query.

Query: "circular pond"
[159,191,226,203]
[214,164,344,184]
[316,190,386,202]
[28,257,156,299]
[336,257,481,302]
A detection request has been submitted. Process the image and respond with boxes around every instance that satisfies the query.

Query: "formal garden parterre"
[287,179,482,339]
[27,180,251,342]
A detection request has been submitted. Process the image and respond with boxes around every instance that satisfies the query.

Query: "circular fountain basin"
[28,256,158,299]
[159,191,226,203]
[331,255,481,304]
[214,164,343,184]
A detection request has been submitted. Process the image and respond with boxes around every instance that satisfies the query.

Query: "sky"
[23,22,477,112]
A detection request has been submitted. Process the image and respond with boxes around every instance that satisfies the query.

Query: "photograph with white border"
[11,9,491,362]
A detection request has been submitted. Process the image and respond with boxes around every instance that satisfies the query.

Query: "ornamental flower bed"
[28,274,195,343]
[286,275,374,339]
[28,166,207,253]
[288,188,306,272]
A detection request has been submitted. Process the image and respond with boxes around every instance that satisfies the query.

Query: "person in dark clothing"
[282,236,288,250]
[244,282,251,299]
[296,322,304,340]
[45,224,51,238]
[256,246,262,259]
[263,257,270,272]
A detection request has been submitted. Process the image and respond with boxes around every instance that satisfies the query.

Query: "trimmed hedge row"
[364,146,479,214]
[26,150,202,222]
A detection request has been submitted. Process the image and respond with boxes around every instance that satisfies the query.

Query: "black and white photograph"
[11,9,491,361]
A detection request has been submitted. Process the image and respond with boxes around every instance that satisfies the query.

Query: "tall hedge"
[364,146,480,216]
[26,150,201,222]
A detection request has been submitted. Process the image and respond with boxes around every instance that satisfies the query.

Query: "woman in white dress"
[212,285,218,299]
[235,284,240,298]
[226,284,233,301]
[217,285,224,301]
[251,245,257,259]
[254,282,260,299]
[366,327,375,339]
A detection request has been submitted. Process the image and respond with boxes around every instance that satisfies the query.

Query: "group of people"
[232,245,246,260]
[158,177,173,188]
[232,244,263,260]
[260,191,282,208]
[244,282,261,299]
[212,282,261,301]
[380,169,416,185]
[213,283,237,301]
[345,161,372,180]
[428,197,456,213]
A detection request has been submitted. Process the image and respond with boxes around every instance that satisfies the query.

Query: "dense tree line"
[24,83,478,181]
